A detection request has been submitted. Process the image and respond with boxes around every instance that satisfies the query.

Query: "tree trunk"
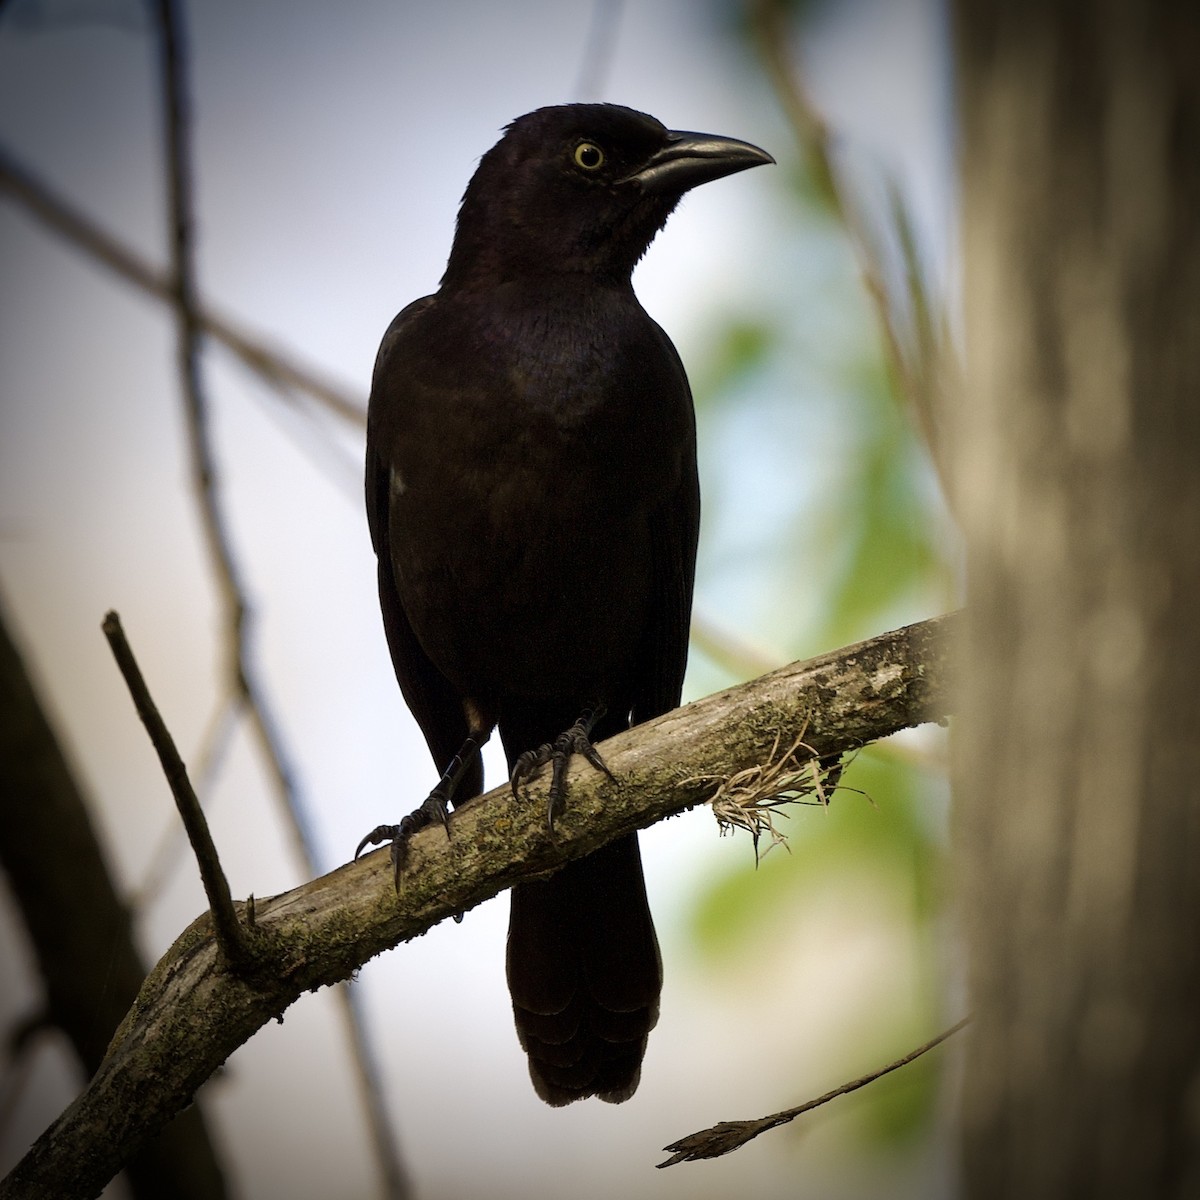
[953,1,1200,1196]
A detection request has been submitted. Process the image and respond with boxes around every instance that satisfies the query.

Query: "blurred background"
[0,0,957,1196]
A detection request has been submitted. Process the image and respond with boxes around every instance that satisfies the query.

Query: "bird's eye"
[573,142,605,171]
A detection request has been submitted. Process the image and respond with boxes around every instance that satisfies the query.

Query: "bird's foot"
[355,787,452,890]
[510,707,616,831]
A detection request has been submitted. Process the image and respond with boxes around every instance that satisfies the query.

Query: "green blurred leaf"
[680,6,957,1165]
[692,318,776,406]
[688,748,948,1152]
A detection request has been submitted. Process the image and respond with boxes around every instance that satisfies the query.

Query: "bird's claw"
[510,711,616,831]
[354,790,452,891]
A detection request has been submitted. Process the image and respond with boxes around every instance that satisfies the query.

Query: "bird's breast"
[377,293,693,701]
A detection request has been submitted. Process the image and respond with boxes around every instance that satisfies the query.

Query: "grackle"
[357,104,772,1105]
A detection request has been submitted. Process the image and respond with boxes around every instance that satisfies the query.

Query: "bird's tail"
[506,832,661,1105]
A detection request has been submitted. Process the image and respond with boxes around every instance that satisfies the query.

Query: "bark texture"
[953,3,1200,1195]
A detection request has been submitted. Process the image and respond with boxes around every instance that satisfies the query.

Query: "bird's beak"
[621,130,775,194]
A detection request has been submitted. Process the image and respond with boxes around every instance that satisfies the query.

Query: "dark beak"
[622,130,775,194]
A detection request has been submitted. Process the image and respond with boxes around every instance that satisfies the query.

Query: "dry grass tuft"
[684,723,851,862]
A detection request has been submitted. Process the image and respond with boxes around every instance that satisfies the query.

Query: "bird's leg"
[510,705,616,831]
[356,726,491,888]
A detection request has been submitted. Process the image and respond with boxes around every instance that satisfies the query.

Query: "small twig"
[658,1015,971,1167]
[572,0,625,100]
[151,0,320,885]
[130,693,239,910]
[690,611,782,680]
[101,611,250,970]
[748,0,955,505]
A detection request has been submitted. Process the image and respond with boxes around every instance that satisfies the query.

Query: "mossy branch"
[0,613,955,1200]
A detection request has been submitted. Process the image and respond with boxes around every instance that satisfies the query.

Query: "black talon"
[355,823,401,860]
[356,723,491,890]
[509,707,615,831]
[355,789,453,890]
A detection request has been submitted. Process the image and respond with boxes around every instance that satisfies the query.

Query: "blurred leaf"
[682,0,957,1166]
[692,317,775,407]
[689,747,947,1152]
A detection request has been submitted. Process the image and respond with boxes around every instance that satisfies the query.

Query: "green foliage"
[682,12,956,1164]
[689,748,948,1150]
[810,357,949,650]
[691,751,942,959]
[695,317,776,400]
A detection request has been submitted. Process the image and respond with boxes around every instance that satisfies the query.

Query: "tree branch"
[0,613,954,1200]
[0,144,365,428]
[152,0,302,846]
[749,0,959,507]
[0,597,227,1199]
[101,611,250,970]
[658,1016,970,1166]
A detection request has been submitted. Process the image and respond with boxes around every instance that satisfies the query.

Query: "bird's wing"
[365,296,434,558]
[366,296,482,796]
[631,327,701,726]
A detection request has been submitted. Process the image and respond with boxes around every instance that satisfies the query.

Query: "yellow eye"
[573,141,605,171]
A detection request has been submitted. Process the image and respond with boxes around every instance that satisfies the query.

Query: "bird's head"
[441,103,774,290]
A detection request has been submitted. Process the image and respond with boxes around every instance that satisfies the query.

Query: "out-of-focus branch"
[0,144,366,429]
[658,1016,970,1166]
[748,0,957,506]
[0,595,228,1200]
[151,0,308,921]
[149,0,279,829]
[572,0,626,99]
[148,4,409,1196]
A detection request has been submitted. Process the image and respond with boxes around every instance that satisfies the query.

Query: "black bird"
[359,103,772,1105]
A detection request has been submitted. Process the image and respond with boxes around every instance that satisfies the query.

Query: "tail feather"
[507,833,661,1106]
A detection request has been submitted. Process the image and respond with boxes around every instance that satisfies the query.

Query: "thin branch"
[150,0,303,887]
[658,1015,971,1167]
[0,613,955,1200]
[748,0,956,505]
[150,0,270,967]
[130,693,239,911]
[689,611,782,680]
[0,143,365,428]
[572,0,625,100]
[336,983,412,1200]
[102,611,250,970]
[0,595,228,1199]
[151,0,324,876]
[147,5,409,1193]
